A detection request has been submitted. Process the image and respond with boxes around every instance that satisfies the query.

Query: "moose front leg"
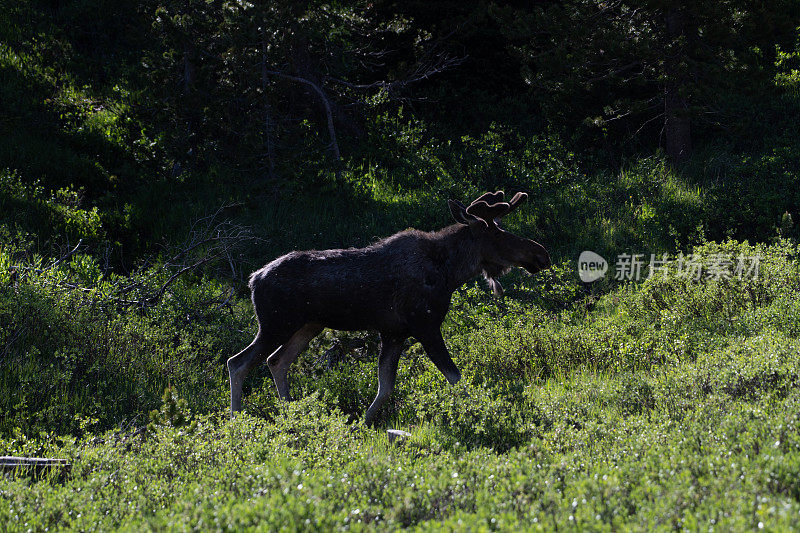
[414,327,461,385]
[364,333,405,426]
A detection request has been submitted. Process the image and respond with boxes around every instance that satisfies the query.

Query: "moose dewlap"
[227,191,552,425]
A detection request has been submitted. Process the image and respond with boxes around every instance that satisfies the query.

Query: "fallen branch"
[1,456,71,477]
[11,206,258,311]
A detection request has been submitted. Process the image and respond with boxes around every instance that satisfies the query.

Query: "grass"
[2,368,800,530]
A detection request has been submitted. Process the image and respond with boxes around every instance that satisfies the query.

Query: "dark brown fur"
[227,192,551,424]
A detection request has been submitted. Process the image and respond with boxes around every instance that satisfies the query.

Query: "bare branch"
[15,207,258,311]
[265,70,341,161]
[50,239,83,270]
[328,53,467,99]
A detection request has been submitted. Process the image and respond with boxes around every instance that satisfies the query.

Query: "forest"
[2,0,800,529]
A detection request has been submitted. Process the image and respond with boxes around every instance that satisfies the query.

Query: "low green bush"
[3,385,800,530]
[2,237,797,439]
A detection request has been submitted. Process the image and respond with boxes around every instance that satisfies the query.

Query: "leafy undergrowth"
[2,238,800,529]
[2,381,800,530]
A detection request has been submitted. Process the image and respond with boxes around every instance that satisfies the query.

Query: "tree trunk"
[182,41,194,95]
[261,27,276,178]
[182,40,197,165]
[664,84,691,164]
[664,7,692,165]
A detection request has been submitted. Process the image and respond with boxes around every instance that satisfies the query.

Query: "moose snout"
[522,240,552,273]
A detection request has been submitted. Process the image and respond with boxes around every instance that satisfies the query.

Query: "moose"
[227,191,551,424]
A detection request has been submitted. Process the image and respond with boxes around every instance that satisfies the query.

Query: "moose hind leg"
[364,333,405,426]
[227,331,286,416]
[267,323,323,401]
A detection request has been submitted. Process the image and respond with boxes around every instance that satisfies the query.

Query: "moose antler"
[507,192,528,211]
[466,190,509,222]
[465,190,527,224]
[472,191,505,206]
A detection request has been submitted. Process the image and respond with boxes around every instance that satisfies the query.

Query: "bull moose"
[227,191,551,424]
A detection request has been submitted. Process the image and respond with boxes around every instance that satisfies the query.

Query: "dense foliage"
[3,240,800,529]
[2,0,800,530]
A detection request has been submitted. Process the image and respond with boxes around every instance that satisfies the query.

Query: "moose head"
[448,191,552,296]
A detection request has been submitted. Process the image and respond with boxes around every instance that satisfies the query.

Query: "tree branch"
[265,70,341,161]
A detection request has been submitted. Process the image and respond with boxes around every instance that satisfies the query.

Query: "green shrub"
[414,381,545,451]
[0,169,103,244]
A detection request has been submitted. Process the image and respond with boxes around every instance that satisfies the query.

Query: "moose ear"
[448,199,471,225]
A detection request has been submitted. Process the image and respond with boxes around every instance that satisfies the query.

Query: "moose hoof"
[446,371,461,385]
